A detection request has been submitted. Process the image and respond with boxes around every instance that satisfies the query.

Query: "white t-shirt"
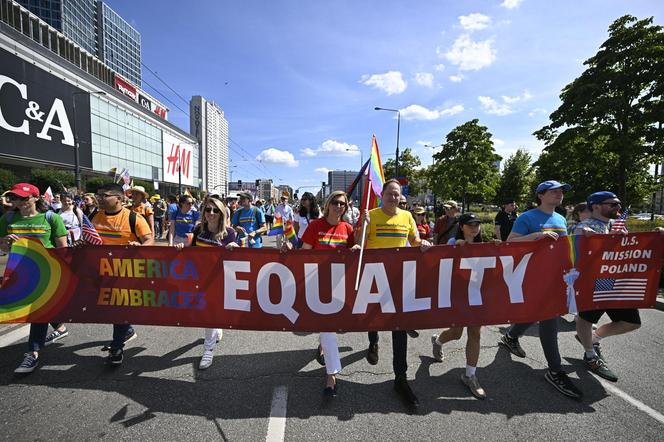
[295,213,319,239]
[59,209,81,241]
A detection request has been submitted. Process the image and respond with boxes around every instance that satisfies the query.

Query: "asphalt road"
[2,236,664,440]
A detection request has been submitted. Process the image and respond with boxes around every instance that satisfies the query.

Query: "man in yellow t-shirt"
[91,183,153,365]
[357,179,431,410]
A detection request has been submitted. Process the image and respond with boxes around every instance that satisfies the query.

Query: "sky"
[106,0,662,193]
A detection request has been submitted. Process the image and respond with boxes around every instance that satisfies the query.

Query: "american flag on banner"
[593,278,647,302]
[81,213,103,245]
[610,210,629,233]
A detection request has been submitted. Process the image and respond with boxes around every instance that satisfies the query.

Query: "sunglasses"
[330,200,347,207]
[399,202,408,206]
[95,193,119,199]
[204,207,221,214]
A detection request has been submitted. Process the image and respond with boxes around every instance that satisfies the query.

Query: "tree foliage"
[383,147,425,195]
[535,15,664,205]
[30,168,75,194]
[496,149,536,206]
[0,168,18,193]
[430,119,501,211]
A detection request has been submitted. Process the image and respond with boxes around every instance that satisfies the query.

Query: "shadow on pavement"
[0,334,610,423]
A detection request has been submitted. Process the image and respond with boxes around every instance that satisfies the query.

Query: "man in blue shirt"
[498,180,583,400]
[232,192,267,248]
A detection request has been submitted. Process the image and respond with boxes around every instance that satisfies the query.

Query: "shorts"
[265,214,274,224]
[578,308,641,325]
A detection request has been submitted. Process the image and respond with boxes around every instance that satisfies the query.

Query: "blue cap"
[587,191,619,208]
[535,180,571,193]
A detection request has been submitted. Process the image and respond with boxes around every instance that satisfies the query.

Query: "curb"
[657,297,664,312]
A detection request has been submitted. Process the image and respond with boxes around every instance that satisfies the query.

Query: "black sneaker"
[315,345,325,366]
[44,328,68,346]
[101,329,137,351]
[394,377,419,409]
[583,354,618,382]
[107,348,123,365]
[14,353,39,374]
[545,370,583,399]
[574,334,605,362]
[499,334,526,358]
[366,343,379,365]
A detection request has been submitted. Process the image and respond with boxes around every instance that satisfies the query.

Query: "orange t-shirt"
[131,203,154,218]
[93,208,151,245]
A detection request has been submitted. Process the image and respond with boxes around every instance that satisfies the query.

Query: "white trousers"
[320,332,341,375]
[204,328,223,351]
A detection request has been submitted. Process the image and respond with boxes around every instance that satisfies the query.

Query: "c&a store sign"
[0,48,92,168]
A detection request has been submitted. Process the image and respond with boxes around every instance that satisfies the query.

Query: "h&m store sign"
[114,75,167,120]
[0,48,92,168]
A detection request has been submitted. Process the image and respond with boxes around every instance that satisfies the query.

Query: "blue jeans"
[507,317,561,372]
[27,323,59,353]
[111,324,132,351]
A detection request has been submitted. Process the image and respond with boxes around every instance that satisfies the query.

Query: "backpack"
[89,209,142,244]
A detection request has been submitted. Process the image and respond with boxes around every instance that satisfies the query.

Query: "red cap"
[8,183,40,198]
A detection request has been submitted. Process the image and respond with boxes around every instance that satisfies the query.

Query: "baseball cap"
[459,213,481,225]
[535,180,571,193]
[413,207,426,214]
[238,191,253,200]
[587,191,619,208]
[7,183,40,198]
[443,200,459,209]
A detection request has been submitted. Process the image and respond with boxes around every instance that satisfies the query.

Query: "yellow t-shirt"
[366,207,418,249]
[93,208,151,245]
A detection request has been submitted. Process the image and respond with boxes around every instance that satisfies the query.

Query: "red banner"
[1,234,662,331]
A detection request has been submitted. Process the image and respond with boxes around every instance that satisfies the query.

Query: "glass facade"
[16,0,62,29]
[61,0,96,55]
[99,2,141,86]
[91,94,161,180]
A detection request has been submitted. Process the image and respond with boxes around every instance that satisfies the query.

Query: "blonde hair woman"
[175,196,237,369]
[284,190,360,397]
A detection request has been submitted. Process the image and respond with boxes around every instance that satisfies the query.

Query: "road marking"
[266,385,288,442]
[0,324,29,348]
[599,378,664,425]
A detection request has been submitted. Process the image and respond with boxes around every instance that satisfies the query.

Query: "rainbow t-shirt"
[366,208,417,249]
[0,211,67,248]
[301,218,354,249]
[511,208,568,237]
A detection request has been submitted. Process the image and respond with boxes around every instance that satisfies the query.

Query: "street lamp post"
[72,90,106,190]
[424,143,444,211]
[374,107,401,178]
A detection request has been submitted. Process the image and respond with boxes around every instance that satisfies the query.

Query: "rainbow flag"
[360,135,385,210]
[268,214,284,236]
[284,220,297,242]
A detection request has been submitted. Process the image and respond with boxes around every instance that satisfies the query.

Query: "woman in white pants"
[284,191,359,397]
[175,196,238,369]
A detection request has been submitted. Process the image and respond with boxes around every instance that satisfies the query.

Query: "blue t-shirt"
[511,208,568,237]
[167,203,178,221]
[232,206,266,248]
[173,209,200,237]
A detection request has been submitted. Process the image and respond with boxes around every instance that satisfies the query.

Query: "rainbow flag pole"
[355,135,385,291]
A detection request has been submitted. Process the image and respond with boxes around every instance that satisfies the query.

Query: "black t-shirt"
[494,209,517,241]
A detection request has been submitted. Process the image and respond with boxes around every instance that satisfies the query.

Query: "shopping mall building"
[0,0,201,193]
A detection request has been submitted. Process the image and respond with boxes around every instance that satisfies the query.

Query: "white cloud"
[360,71,407,95]
[301,140,360,157]
[529,108,547,117]
[449,74,464,83]
[478,96,513,116]
[501,0,525,9]
[315,167,331,174]
[399,104,464,121]
[414,72,434,88]
[493,138,506,147]
[256,148,299,167]
[459,13,492,31]
[502,90,532,103]
[445,34,496,71]
[434,64,446,72]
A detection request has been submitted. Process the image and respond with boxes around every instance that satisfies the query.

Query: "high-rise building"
[328,170,360,200]
[190,96,229,194]
[16,0,141,86]
[255,179,274,201]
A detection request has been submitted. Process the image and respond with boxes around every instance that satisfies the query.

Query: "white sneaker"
[461,374,486,399]
[199,350,214,370]
[215,329,223,343]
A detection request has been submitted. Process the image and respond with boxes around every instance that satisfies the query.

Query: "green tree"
[84,176,114,193]
[382,147,425,195]
[496,149,536,206]
[535,15,664,205]
[30,168,75,194]
[430,119,501,211]
[0,168,18,193]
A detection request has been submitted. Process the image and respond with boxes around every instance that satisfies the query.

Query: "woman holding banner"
[0,183,68,374]
[283,190,360,397]
[174,195,237,370]
[431,213,499,399]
